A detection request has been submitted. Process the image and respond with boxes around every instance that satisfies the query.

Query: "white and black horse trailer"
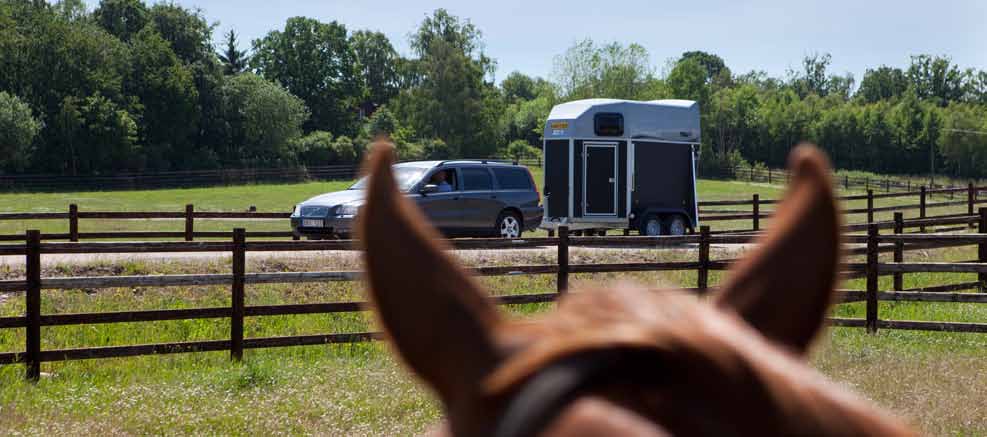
[540,99,701,236]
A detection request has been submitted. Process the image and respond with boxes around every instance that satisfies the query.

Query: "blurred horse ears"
[713,144,842,354]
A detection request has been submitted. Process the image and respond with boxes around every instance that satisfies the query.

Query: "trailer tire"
[639,214,662,236]
[664,214,688,236]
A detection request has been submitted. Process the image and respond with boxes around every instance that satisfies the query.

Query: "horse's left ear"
[713,144,842,355]
[358,142,504,404]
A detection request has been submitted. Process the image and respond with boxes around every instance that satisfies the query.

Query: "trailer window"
[594,113,624,136]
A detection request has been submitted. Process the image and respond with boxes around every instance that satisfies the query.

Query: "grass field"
[2,175,987,435]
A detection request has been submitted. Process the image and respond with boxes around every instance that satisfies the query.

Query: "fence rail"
[1,183,984,243]
[5,209,987,379]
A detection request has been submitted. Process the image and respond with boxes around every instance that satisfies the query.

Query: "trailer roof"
[545,99,701,143]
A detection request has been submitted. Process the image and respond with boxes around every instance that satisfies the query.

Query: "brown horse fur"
[358,141,915,436]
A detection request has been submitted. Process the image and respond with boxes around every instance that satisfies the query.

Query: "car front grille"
[300,205,331,217]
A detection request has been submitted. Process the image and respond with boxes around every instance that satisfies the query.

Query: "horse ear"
[358,142,503,402]
[713,144,842,355]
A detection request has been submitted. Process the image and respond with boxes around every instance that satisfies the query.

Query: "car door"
[460,166,502,233]
[413,168,464,234]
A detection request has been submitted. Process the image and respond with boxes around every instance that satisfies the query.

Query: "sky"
[81,0,986,84]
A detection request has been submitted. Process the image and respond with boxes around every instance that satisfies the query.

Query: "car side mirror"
[421,184,439,195]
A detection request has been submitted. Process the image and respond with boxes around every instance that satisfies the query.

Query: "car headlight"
[336,204,360,217]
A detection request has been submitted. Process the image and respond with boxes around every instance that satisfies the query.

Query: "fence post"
[844,174,849,190]
[920,186,927,233]
[557,226,569,293]
[969,183,976,227]
[865,177,870,191]
[185,204,194,242]
[622,229,630,236]
[885,179,890,193]
[749,163,754,182]
[893,212,903,292]
[25,230,41,381]
[68,204,79,242]
[767,168,772,185]
[980,209,987,293]
[698,226,710,293]
[752,194,760,232]
[906,180,910,192]
[866,224,879,334]
[866,190,874,225]
[231,228,245,361]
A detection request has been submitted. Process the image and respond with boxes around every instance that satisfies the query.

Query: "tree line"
[1,0,987,179]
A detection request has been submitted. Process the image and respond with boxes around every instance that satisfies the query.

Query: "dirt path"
[0,244,755,267]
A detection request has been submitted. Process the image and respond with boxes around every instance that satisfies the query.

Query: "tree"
[552,39,654,100]
[680,51,732,89]
[0,92,41,171]
[790,53,831,98]
[666,57,710,107]
[222,73,310,165]
[128,26,200,170]
[93,0,148,42]
[392,9,502,158]
[501,71,538,102]
[148,3,215,65]
[53,0,87,21]
[907,55,968,107]
[350,30,400,112]
[252,17,363,134]
[856,66,908,103]
[50,94,139,175]
[218,29,248,75]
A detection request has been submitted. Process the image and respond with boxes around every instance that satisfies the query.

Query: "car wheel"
[665,215,688,236]
[640,214,662,236]
[496,211,522,239]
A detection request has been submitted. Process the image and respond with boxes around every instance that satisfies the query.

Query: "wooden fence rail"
[6,210,987,378]
[1,183,984,243]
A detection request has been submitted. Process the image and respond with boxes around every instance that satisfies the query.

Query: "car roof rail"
[438,158,519,166]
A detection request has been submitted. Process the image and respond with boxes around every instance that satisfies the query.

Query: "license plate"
[302,219,324,228]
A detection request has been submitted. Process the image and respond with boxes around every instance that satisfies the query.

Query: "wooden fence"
[4,210,987,380]
[2,184,985,243]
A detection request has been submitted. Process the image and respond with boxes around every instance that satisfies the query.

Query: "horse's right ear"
[713,144,842,355]
[358,142,504,404]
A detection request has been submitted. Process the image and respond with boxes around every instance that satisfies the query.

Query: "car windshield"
[349,166,429,192]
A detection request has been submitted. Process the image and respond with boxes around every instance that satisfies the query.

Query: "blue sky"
[82,0,985,84]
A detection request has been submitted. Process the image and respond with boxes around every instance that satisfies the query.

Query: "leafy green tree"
[501,71,538,102]
[552,39,654,100]
[218,29,249,75]
[503,139,541,161]
[666,57,710,107]
[147,3,215,65]
[128,26,199,169]
[50,94,139,175]
[252,17,363,135]
[907,55,968,107]
[856,66,908,103]
[939,103,987,177]
[222,73,310,165]
[350,30,400,111]
[0,91,41,171]
[53,0,87,21]
[93,0,148,42]
[392,9,503,158]
[679,51,732,89]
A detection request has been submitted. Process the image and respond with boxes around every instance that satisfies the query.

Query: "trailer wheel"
[640,214,662,236]
[664,215,688,236]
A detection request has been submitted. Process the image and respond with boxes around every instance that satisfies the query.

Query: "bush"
[293,131,334,166]
[698,145,748,179]
[503,139,542,161]
[0,91,41,171]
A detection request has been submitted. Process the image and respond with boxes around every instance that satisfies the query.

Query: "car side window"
[462,168,493,191]
[426,169,458,191]
[491,168,532,190]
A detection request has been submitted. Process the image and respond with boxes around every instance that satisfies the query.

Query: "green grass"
[1,173,986,435]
